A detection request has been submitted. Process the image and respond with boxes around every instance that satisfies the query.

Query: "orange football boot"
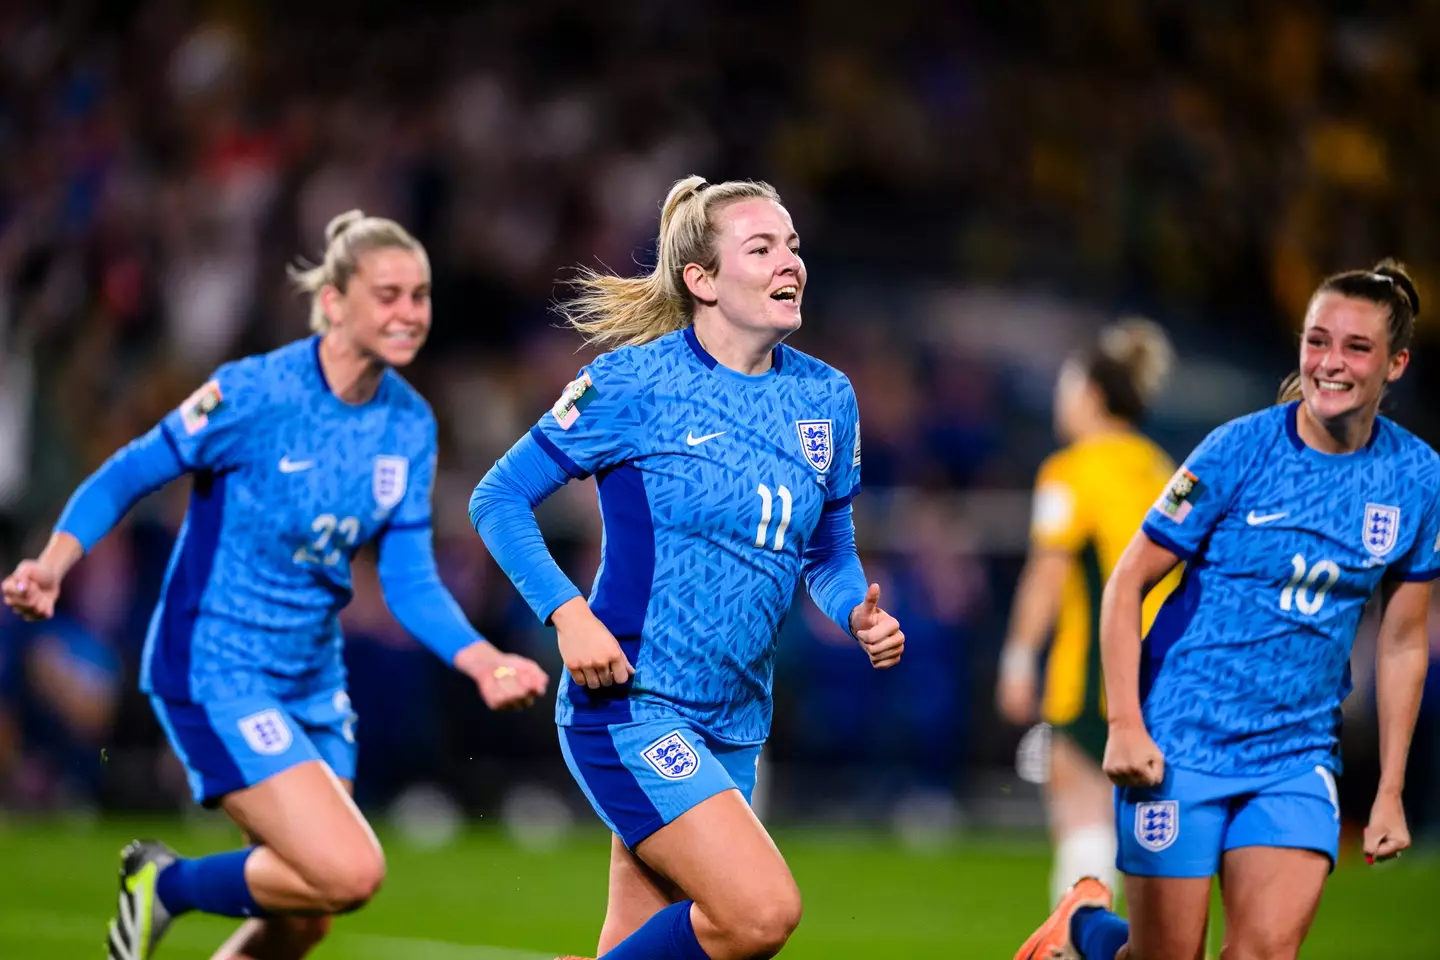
[1013,876,1115,960]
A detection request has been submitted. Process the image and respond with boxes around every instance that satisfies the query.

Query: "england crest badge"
[796,419,833,472]
[1134,800,1179,852]
[641,731,700,781]
[237,708,293,756]
[1363,503,1400,558]
[373,455,409,510]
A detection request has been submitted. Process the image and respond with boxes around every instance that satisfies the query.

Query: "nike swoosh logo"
[1246,510,1287,526]
[279,456,316,473]
[686,431,726,446]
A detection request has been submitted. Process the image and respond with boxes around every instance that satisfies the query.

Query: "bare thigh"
[1123,873,1211,960]
[596,833,683,954]
[1219,847,1328,960]
[221,760,384,914]
[634,789,801,960]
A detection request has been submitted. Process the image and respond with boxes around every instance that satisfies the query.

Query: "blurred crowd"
[1,1,1439,833]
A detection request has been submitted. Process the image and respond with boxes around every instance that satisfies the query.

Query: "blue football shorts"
[151,684,359,807]
[559,714,762,848]
[1116,763,1342,878]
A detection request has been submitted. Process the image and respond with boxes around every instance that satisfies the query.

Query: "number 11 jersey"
[1141,402,1440,777]
[530,328,862,743]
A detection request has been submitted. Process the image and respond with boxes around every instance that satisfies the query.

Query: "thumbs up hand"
[849,583,905,669]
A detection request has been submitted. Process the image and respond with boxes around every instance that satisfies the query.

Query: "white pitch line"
[0,910,558,959]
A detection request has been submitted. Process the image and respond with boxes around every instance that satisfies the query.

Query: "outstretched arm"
[4,425,186,620]
[377,522,548,711]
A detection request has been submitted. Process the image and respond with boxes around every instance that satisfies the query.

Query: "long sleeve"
[802,503,869,635]
[469,430,582,623]
[55,424,188,551]
[375,523,483,665]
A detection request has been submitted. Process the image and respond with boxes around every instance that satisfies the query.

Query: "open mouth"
[1315,378,1353,394]
[770,286,798,302]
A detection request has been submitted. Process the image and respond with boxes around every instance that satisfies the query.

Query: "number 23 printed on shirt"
[294,513,361,567]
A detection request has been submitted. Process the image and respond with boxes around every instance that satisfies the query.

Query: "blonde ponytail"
[560,176,783,349]
[288,210,429,333]
[1099,317,1174,407]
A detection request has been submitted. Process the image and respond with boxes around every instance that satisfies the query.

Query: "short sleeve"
[389,415,438,531]
[529,350,649,479]
[824,377,862,509]
[158,359,262,471]
[1142,420,1246,560]
[1030,455,1087,552]
[1391,490,1440,582]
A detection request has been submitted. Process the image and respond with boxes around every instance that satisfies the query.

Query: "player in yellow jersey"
[998,318,1180,906]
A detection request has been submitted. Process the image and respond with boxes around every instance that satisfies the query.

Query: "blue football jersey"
[141,337,438,703]
[531,328,862,743]
[1141,402,1440,776]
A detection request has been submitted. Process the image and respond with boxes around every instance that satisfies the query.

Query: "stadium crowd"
[1,1,1437,841]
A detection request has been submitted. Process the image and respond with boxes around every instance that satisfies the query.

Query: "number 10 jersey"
[1140,402,1440,777]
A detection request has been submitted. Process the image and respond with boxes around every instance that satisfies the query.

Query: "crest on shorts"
[641,731,700,781]
[373,455,408,510]
[796,419,833,472]
[179,379,223,435]
[237,708,293,756]
[1363,503,1400,557]
[1135,800,1179,852]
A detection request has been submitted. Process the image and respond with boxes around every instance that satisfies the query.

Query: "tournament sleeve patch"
[551,372,598,430]
[1156,467,1206,523]
[179,379,223,435]
[1032,481,1075,538]
[852,420,861,467]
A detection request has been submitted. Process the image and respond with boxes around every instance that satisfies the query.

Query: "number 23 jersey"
[1141,401,1440,777]
[142,336,437,703]
[531,328,862,743]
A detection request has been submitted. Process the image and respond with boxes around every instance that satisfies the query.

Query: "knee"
[1224,930,1300,960]
[726,888,802,958]
[306,848,386,913]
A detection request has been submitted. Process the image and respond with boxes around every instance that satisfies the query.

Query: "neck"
[1074,414,1132,442]
[1296,399,1374,454]
[691,314,779,376]
[319,332,386,405]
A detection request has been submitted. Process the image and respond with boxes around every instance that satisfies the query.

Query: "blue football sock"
[156,848,267,918]
[1071,906,1129,960]
[600,900,709,959]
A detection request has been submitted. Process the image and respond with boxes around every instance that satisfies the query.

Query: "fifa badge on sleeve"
[1157,467,1205,523]
[179,380,223,435]
[551,372,598,430]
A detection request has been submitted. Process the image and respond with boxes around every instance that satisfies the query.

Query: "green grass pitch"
[0,819,1435,957]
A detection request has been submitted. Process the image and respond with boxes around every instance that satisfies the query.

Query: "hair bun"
[1099,316,1174,404]
[324,209,367,247]
[1374,258,1421,318]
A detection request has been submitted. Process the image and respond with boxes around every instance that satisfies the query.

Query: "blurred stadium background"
[2,1,1440,956]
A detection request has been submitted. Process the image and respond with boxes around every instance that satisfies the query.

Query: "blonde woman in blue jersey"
[472,176,905,960]
[2,211,549,960]
[1017,261,1439,960]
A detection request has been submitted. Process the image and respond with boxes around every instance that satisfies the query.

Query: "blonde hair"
[288,210,429,333]
[559,175,783,348]
[1078,317,1174,424]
